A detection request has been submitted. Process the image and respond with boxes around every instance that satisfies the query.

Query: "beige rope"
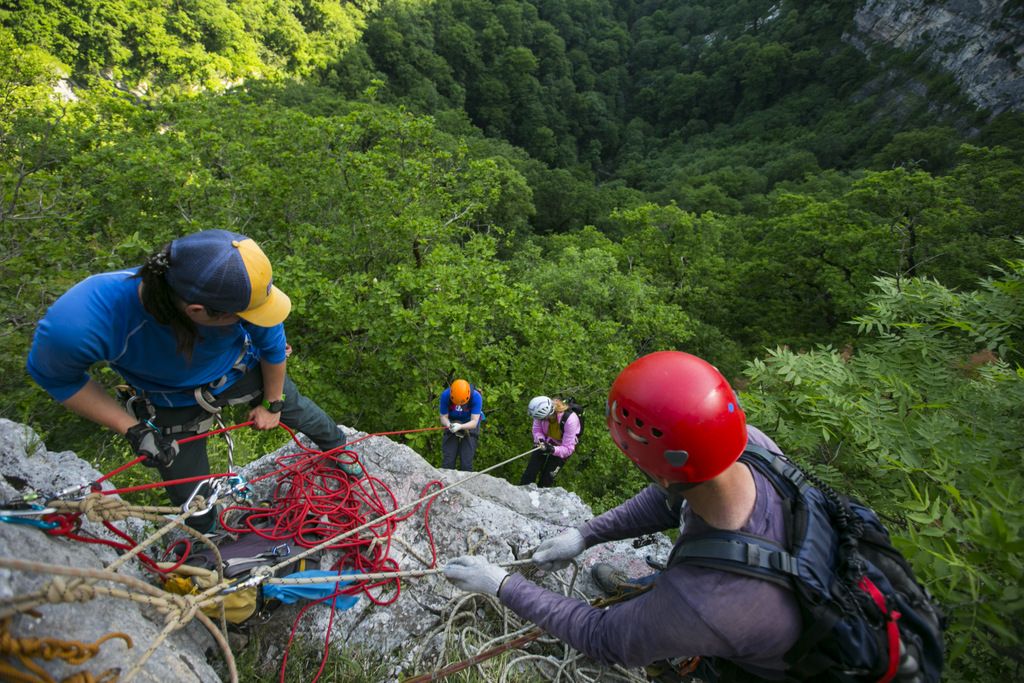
[192,443,541,607]
[0,443,544,682]
[0,558,237,683]
[260,558,534,587]
[50,496,181,520]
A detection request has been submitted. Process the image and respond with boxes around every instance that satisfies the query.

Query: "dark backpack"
[669,445,945,682]
[178,518,321,623]
[559,399,585,439]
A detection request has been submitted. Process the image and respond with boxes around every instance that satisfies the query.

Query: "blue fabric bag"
[262,570,361,609]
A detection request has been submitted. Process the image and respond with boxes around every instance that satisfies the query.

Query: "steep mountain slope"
[848,0,1024,114]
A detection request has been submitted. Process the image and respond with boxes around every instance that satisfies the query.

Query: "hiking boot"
[339,461,364,478]
[591,562,638,596]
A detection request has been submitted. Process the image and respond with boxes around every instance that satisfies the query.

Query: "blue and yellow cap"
[166,229,291,327]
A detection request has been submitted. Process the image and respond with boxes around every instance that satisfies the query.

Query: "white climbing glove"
[444,555,509,596]
[449,422,463,433]
[532,528,586,571]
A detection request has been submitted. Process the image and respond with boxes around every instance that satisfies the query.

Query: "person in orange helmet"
[438,378,483,471]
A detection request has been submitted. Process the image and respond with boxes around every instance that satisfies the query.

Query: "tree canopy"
[2,1,1023,677]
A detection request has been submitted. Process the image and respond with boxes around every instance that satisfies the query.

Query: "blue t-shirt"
[438,387,483,424]
[26,269,288,407]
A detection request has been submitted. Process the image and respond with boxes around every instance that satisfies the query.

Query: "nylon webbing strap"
[671,535,799,585]
[741,444,810,493]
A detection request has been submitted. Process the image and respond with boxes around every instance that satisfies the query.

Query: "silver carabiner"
[214,414,235,473]
[181,478,219,516]
[0,505,57,517]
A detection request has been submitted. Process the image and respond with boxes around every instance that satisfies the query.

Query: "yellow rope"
[0,558,237,683]
[0,616,130,683]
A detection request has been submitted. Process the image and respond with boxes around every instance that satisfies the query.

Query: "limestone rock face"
[242,427,671,680]
[0,418,221,683]
[1,419,672,682]
[847,0,1024,114]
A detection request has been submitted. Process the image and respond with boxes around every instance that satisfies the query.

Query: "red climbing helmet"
[607,351,747,484]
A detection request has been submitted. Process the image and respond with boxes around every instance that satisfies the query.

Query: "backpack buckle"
[769,551,798,576]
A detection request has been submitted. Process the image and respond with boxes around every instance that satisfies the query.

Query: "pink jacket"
[532,411,580,460]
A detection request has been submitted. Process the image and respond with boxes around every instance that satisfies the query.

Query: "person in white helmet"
[519,395,580,487]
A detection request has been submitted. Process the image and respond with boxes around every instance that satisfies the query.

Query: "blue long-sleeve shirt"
[438,387,483,423]
[27,269,287,407]
[499,426,802,679]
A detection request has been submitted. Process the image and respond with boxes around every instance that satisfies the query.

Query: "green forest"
[1,0,1022,679]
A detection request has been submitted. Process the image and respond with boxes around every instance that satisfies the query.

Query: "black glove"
[542,441,555,456]
[125,422,180,468]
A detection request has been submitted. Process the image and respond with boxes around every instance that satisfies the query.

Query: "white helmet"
[528,396,554,420]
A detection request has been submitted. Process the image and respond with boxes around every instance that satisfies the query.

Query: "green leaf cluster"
[743,254,1024,676]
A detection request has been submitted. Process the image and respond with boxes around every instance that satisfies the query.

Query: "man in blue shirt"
[438,378,483,471]
[27,229,358,532]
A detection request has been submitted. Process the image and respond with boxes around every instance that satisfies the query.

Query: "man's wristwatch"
[263,394,286,413]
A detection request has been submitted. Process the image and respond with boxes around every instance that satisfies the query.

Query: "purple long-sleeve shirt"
[500,426,802,679]
[532,410,580,459]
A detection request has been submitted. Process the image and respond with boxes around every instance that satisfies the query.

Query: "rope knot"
[80,493,125,522]
[185,495,208,515]
[44,577,96,605]
[160,592,199,627]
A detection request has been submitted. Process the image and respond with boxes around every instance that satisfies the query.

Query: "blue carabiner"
[0,504,59,530]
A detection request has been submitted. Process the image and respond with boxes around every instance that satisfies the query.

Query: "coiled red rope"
[46,421,447,591]
[45,421,450,682]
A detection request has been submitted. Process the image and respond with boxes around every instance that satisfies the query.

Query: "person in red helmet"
[443,351,802,681]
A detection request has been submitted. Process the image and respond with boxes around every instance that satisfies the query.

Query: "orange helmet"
[450,379,472,405]
[607,351,747,484]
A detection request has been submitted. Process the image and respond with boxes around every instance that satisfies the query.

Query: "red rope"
[96,456,146,484]
[50,421,449,683]
[42,513,187,575]
[213,424,447,683]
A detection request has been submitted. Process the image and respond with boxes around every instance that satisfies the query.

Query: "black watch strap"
[263,394,286,413]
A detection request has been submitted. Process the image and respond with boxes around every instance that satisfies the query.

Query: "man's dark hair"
[134,243,199,358]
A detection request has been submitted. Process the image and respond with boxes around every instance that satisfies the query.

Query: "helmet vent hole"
[651,427,663,438]
[622,408,630,417]
[635,418,644,428]
[626,428,648,445]
[665,450,689,467]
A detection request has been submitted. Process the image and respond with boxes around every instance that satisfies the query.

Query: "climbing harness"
[115,340,260,438]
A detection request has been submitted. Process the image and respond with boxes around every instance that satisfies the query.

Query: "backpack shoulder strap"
[740,444,811,497]
[667,445,813,590]
[559,401,581,424]
[668,530,798,589]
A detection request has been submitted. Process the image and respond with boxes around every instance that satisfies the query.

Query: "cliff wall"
[847,0,1024,114]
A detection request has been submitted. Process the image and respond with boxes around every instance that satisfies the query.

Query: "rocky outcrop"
[846,0,1024,114]
[0,419,670,682]
[0,419,220,683]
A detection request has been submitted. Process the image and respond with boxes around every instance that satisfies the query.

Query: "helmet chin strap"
[643,469,704,496]
[663,481,703,496]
